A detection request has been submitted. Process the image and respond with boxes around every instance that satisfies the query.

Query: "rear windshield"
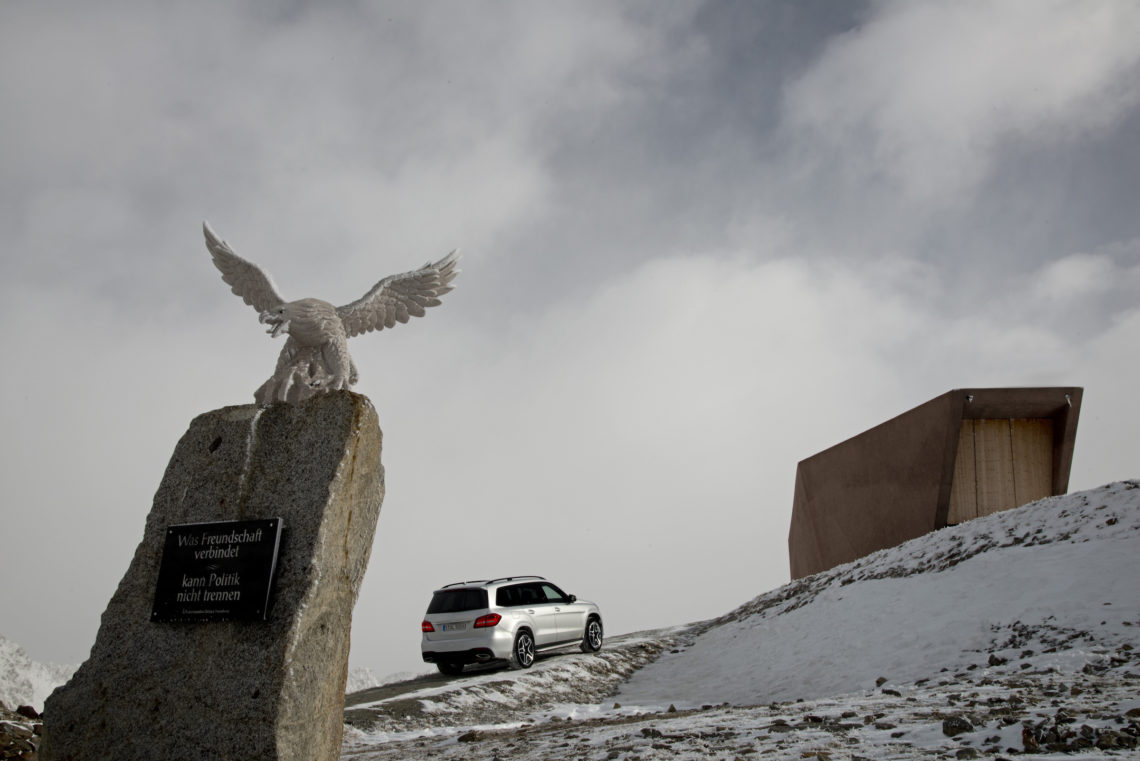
[427,588,488,614]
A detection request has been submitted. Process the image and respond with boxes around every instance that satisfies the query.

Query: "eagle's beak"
[259,311,290,338]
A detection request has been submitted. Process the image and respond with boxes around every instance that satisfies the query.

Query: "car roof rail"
[437,575,546,590]
[486,575,546,585]
[439,579,490,589]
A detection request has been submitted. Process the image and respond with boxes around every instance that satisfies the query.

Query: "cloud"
[353,253,932,651]
[1071,306,1140,485]
[0,2,1137,681]
[783,0,1140,203]
[1028,241,1140,311]
[1,218,1134,678]
[1030,253,1116,303]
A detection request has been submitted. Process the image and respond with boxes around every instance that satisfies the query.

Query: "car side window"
[508,583,543,605]
[539,583,567,603]
[496,585,524,607]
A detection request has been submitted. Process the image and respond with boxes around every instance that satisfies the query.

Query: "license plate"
[441,622,467,632]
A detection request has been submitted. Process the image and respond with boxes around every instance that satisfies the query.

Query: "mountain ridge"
[0,636,75,713]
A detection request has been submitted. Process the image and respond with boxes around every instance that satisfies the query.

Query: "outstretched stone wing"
[337,249,460,337]
[203,222,286,314]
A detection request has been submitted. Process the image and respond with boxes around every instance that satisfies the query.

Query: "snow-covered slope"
[6,482,1138,759]
[347,667,434,694]
[344,481,1140,760]
[0,635,75,711]
[618,479,1140,708]
[347,665,384,694]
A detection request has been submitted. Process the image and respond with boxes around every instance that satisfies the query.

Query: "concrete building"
[787,387,1082,579]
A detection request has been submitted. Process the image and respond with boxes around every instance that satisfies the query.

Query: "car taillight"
[474,613,501,628]
[421,620,435,633]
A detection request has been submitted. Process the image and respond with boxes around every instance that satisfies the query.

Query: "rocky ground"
[344,629,688,734]
[341,642,1140,760]
[0,704,41,761]
[8,631,1138,760]
[341,482,1140,760]
[7,482,1138,759]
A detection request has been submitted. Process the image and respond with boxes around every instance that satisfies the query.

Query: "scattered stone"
[457,730,484,743]
[1022,726,1040,752]
[14,707,38,721]
[0,715,41,761]
[1096,730,1124,749]
[942,716,975,737]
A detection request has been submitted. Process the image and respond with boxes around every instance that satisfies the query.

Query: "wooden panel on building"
[974,419,1017,516]
[946,421,977,525]
[1011,418,1054,506]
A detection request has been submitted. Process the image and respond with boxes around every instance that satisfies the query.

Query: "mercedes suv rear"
[421,576,603,675]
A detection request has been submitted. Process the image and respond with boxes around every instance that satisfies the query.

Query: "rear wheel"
[580,617,603,652]
[510,629,535,669]
[437,661,464,676]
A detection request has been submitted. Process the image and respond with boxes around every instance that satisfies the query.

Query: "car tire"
[437,661,464,676]
[580,616,603,653]
[510,629,535,669]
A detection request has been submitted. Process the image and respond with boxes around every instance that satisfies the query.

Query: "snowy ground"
[3,482,1137,759]
[341,480,1140,760]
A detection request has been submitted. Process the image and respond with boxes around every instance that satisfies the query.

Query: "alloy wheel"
[515,631,535,667]
[586,619,603,650]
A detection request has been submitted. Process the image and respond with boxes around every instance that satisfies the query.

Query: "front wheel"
[510,629,535,669]
[580,617,603,652]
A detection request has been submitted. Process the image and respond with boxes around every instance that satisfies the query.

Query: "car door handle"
[554,607,561,612]
[527,609,535,614]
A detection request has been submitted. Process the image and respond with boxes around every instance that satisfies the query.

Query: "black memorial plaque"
[151,518,283,622]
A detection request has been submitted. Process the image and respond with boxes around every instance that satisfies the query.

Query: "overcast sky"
[2,1,1138,680]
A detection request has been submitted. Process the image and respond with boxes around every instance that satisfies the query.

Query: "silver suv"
[420,576,603,675]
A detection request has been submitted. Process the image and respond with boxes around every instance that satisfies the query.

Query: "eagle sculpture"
[203,222,459,405]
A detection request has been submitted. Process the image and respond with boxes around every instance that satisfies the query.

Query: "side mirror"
[567,594,577,603]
